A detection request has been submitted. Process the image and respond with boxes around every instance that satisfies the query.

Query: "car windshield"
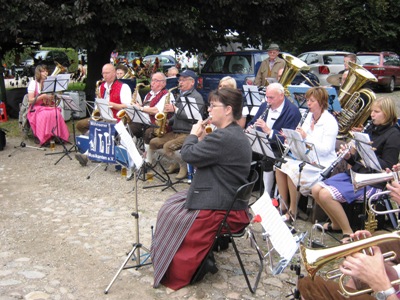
[358,55,380,65]
[34,51,49,60]
[323,55,346,65]
[202,54,253,74]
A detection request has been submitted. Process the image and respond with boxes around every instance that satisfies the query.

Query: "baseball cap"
[177,69,197,80]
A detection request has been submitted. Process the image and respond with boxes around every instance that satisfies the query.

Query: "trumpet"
[300,231,400,297]
[202,116,213,134]
[351,169,399,192]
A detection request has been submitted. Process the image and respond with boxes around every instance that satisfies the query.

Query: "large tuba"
[122,65,136,79]
[336,61,378,138]
[51,61,67,76]
[278,53,310,97]
[300,231,400,297]
[154,86,178,137]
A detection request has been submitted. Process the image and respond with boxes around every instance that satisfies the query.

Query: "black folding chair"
[191,170,264,293]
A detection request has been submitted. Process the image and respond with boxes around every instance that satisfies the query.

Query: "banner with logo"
[88,121,116,163]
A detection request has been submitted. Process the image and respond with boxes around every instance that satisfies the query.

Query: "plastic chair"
[191,170,264,293]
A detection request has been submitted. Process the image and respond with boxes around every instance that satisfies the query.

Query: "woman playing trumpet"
[312,97,400,242]
[26,65,70,146]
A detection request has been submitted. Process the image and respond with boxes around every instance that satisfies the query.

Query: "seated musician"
[129,72,170,165]
[246,82,301,196]
[276,87,338,222]
[75,63,131,166]
[149,69,205,180]
[116,64,136,93]
[151,88,251,291]
[26,65,70,146]
[312,97,400,242]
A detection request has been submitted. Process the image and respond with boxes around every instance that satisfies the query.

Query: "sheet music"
[58,95,81,111]
[352,132,381,171]
[181,96,202,120]
[95,97,117,122]
[281,128,319,165]
[245,127,275,158]
[243,85,263,115]
[115,122,143,170]
[42,74,70,92]
[251,193,297,261]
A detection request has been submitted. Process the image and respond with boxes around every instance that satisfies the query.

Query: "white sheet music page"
[243,85,263,115]
[181,96,202,120]
[251,193,297,261]
[115,122,143,170]
[95,97,117,122]
[352,132,381,171]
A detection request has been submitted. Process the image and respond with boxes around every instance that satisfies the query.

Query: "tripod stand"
[8,140,46,157]
[51,95,82,165]
[105,160,151,294]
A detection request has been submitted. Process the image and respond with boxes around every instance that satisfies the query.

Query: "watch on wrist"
[375,287,396,300]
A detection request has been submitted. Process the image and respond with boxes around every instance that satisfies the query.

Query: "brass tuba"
[122,65,136,79]
[51,61,67,76]
[154,86,178,137]
[336,61,378,138]
[300,231,400,297]
[278,53,310,97]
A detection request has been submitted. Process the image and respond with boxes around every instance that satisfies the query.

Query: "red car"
[357,51,400,92]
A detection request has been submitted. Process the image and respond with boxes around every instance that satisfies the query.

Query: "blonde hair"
[372,97,398,125]
[219,76,237,89]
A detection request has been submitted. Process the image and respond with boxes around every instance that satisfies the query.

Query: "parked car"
[15,50,70,77]
[198,50,268,100]
[142,54,177,72]
[357,51,400,92]
[297,51,355,86]
[198,50,319,101]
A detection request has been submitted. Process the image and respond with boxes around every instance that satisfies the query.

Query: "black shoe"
[75,153,88,167]
[213,236,230,252]
[191,252,218,284]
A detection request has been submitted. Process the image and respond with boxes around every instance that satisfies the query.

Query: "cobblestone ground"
[0,136,320,300]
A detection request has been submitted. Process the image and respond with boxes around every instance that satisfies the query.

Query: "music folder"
[95,97,117,122]
[246,127,275,159]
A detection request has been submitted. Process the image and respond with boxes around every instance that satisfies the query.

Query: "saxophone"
[91,79,104,121]
[154,86,178,137]
[116,83,147,124]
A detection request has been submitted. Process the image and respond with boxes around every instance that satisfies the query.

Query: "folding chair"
[191,170,264,293]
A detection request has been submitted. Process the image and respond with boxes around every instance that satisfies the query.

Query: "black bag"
[0,128,6,151]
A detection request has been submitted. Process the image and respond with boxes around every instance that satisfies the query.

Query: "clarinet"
[297,108,309,128]
[258,103,271,121]
[320,121,373,179]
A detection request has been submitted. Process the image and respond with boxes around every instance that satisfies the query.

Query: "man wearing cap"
[254,43,286,87]
[149,69,205,180]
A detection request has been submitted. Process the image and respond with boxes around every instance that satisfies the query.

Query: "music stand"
[95,97,117,123]
[351,132,381,230]
[246,127,276,197]
[105,122,151,294]
[51,94,83,165]
[243,85,263,116]
[43,74,72,164]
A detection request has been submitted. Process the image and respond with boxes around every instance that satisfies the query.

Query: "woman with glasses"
[151,88,252,291]
[275,87,338,223]
[26,65,70,146]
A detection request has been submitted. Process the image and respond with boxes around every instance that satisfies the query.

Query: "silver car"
[297,51,353,86]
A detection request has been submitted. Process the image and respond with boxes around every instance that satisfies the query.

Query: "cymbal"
[327,74,342,86]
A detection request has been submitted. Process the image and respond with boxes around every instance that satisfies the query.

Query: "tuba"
[51,61,67,76]
[278,53,310,97]
[336,61,377,138]
[122,65,136,79]
[154,86,178,137]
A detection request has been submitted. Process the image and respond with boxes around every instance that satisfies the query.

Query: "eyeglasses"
[178,77,193,82]
[208,103,225,109]
[151,79,165,83]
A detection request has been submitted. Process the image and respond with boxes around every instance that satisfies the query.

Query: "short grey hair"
[266,82,284,95]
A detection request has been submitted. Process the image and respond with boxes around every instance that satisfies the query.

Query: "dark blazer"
[181,123,252,211]
[247,98,302,144]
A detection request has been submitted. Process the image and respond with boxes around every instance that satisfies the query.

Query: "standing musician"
[74,63,131,166]
[246,82,301,196]
[149,69,204,180]
[275,87,338,222]
[26,64,70,146]
[129,72,170,165]
[312,97,400,243]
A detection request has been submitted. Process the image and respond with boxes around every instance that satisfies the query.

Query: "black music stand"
[105,123,151,294]
[51,94,83,165]
[243,85,263,116]
[246,127,276,197]
[42,74,72,164]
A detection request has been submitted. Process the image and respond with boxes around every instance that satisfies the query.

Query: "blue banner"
[88,121,116,163]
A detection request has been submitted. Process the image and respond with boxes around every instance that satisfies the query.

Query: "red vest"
[99,80,123,118]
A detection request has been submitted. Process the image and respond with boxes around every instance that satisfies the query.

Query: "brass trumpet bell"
[351,169,400,191]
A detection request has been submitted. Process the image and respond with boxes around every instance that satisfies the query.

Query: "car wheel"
[385,77,395,93]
